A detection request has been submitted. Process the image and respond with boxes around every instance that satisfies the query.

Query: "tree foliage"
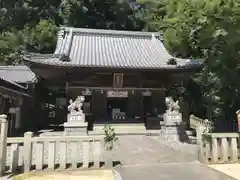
[0,0,145,64]
[145,0,240,129]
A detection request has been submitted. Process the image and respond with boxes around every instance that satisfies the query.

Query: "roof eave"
[0,78,32,97]
[0,85,32,98]
[23,57,201,71]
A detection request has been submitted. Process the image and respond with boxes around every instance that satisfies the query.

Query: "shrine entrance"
[106,90,128,121]
[107,97,128,121]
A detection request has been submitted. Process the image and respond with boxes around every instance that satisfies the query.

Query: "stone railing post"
[196,125,205,145]
[198,134,207,163]
[23,132,33,173]
[0,114,8,176]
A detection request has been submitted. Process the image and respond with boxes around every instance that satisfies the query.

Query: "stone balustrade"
[189,114,212,131]
[0,115,112,176]
[189,115,212,145]
[199,133,239,164]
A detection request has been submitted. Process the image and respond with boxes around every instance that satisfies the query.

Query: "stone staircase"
[88,123,148,135]
[88,123,197,141]
[89,123,199,156]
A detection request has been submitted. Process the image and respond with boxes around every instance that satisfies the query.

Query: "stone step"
[91,124,196,136]
[90,123,147,135]
[89,131,149,136]
[94,124,145,130]
[94,123,145,127]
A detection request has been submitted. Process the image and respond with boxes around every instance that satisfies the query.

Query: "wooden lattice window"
[113,73,123,88]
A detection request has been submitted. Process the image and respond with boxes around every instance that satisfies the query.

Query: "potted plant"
[103,124,118,168]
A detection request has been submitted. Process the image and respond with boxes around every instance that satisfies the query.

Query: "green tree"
[145,0,240,130]
[0,30,25,65]
[0,0,145,64]
[24,20,58,53]
[0,20,57,64]
[59,0,145,30]
[0,0,61,31]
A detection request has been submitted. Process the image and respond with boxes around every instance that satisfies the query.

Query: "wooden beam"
[68,86,165,91]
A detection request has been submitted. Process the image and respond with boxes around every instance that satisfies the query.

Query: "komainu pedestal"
[162,112,182,140]
[163,111,182,126]
[64,96,88,136]
[162,97,183,140]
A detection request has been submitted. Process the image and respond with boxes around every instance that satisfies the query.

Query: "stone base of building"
[64,121,88,136]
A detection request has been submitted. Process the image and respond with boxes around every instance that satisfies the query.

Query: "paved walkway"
[209,164,240,180]
[113,135,237,180]
[112,135,197,165]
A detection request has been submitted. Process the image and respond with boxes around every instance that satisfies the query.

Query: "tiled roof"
[24,27,201,69]
[0,66,37,83]
[0,76,27,89]
[0,77,32,97]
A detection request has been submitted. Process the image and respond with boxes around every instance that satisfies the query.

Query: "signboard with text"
[107,91,128,98]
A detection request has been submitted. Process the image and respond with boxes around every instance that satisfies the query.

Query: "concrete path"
[113,135,237,180]
[115,162,236,180]
[112,135,197,165]
[209,164,240,180]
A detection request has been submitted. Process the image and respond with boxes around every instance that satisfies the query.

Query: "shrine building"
[0,27,201,134]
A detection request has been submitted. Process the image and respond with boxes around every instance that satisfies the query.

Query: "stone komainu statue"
[165,97,180,113]
[68,96,85,114]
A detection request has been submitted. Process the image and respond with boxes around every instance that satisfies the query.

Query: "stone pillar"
[196,125,205,145]
[23,132,33,172]
[0,114,8,176]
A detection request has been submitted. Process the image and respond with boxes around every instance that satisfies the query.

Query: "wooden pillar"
[63,81,69,124]
[127,90,134,119]
[65,82,69,99]
[140,92,144,120]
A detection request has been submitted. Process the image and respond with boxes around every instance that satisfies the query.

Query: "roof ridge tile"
[62,27,162,37]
